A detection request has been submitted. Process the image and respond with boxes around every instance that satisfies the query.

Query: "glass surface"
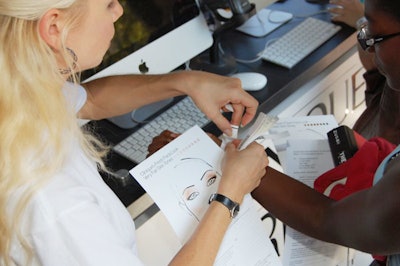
[82,0,200,80]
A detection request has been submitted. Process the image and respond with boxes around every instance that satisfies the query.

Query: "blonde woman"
[0,0,268,265]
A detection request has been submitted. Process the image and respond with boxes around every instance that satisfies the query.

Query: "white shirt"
[10,82,144,265]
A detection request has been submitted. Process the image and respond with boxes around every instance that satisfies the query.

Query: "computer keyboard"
[113,97,210,164]
[260,17,341,68]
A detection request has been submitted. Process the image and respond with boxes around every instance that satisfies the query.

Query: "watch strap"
[208,193,240,218]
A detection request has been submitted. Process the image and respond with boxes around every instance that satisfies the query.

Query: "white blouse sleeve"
[62,82,87,113]
[30,201,144,266]
[26,188,144,266]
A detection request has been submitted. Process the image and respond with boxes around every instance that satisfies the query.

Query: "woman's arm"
[252,164,400,255]
[169,200,234,265]
[170,141,268,265]
[79,70,258,136]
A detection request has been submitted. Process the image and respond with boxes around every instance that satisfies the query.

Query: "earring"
[59,47,78,75]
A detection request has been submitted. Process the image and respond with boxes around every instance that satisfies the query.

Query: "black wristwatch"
[208,193,240,218]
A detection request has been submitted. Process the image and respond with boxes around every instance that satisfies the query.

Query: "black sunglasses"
[358,25,400,50]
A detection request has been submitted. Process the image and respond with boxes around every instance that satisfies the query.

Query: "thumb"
[224,142,237,152]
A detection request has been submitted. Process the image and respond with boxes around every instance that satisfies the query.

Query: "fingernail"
[224,129,232,137]
[231,125,239,139]
[225,104,234,112]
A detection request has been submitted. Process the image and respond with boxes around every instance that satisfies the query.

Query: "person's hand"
[146,130,180,157]
[329,0,364,28]
[217,141,268,204]
[147,130,222,157]
[181,71,259,137]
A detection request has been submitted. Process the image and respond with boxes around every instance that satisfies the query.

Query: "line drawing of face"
[172,157,221,222]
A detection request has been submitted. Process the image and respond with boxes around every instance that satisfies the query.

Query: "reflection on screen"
[81,0,199,80]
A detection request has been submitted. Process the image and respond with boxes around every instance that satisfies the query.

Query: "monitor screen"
[81,0,213,128]
[82,0,212,80]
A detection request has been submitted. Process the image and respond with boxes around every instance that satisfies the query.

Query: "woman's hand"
[218,141,269,204]
[329,0,364,28]
[147,130,180,157]
[180,71,259,137]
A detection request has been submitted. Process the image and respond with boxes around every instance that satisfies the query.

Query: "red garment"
[314,137,395,200]
[314,137,395,263]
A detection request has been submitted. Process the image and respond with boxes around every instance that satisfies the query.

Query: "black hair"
[374,0,400,23]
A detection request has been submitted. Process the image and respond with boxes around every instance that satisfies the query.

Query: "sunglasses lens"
[357,29,369,50]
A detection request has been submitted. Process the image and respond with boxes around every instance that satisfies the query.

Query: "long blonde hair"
[0,0,107,264]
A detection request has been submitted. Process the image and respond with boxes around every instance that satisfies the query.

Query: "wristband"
[209,193,240,218]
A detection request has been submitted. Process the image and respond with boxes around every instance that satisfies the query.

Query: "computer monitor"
[82,0,213,129]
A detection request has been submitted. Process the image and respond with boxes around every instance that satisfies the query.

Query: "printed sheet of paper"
[282,139,351,266]
[130,126,282,266]
[284,139,334,187]
[266,115,338,171]
[268,115,338,151]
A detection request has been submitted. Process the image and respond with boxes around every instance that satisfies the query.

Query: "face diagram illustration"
[172,157,222,222]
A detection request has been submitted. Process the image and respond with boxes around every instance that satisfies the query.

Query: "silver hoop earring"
[59,48,78,75]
